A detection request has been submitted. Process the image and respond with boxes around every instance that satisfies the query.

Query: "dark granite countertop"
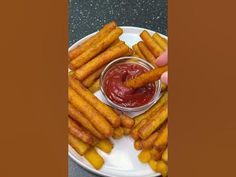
[69,0,167,176]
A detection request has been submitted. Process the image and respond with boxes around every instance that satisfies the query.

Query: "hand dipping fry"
[124,65,168,89]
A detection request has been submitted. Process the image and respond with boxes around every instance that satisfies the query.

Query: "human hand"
[156,50,168,85]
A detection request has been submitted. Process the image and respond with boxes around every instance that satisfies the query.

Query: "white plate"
[69,26,167,177]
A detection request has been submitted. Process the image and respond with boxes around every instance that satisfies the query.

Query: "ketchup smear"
[103,63,156,108]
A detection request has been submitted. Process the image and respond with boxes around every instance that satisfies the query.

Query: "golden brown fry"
[132,44,145,59]
[112,127,124,139]
[68,118,95,145]
[154,124,168,151]
[69,77,121,127]
[68,103,104,139]
[138,149,152,163]
[70,27,123,70]
[149,159,168,176]
[74,43,129,80]
[120,114,134,129]
[124,65,168,89]
[96,139,113,154]
[68,133,90,155]
[69,21,117,60]
[140,30,163,57]
[162,147,168,163]
[88,79,100,93]
[126,47,134,56]
[68,87,113,137]
[137,41,157,67]
[84,148,104,170]
[110,39,121,47]
[134,140,142,150]
[82,67,104,88]
[141,131,159,149]
[123,128,131,135]
[155,160,168,177]
[138,104,168,139]
[130,119,148,140]
[152,33,168,51]
[150,148,163,161]
[149,159,158,171]
[134,92,168,126]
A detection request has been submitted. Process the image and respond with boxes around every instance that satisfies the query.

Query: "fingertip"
[161,72,168,85]
[156,50,168,66]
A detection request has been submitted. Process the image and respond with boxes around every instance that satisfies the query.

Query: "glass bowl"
[100,56,161,112]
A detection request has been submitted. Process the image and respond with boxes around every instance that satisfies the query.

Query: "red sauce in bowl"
[103,63,156,108]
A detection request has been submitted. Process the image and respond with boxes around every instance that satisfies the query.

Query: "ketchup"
[103,63,156,108]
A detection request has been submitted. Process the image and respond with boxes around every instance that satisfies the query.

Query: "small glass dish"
[100,56,161,112]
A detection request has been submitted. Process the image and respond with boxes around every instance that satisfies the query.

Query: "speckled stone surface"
[69,0,167,176]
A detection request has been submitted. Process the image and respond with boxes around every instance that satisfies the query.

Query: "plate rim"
[69,26,167,177]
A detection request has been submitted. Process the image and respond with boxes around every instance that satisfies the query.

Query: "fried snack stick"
[132,44,145,59]
[111,107,134,129]
[112,127,124,139]
[68,118,95,145]
[69,77,121,127]
[151,147,167,160]
[123,128,131,135]
[82,67,104,88]
[70,27,123,70]
[134,140,142,150]
[126,47,134,56]
[84,148,104,170]
[152,33,168,51]
[138,149,152,163]
[120,114,134,129]
[154,124,168,151]
[124,65,168,89]
[68,103,104,139]
[138,104,168,139]
[141,131,159,149]
[74,42,129,80]
[149,160,168,177]
[150,148,163,161]
[134,92,168,126]
[162,147,168,162]
[96,139,113,153]
[140,30,163,57]
[68,133,90,155]
[69,21,117,60]
[88,79,100,93]
[130,119,148,140]
[68,87,113,137]
[111,39,121,46]
[137,41,157,67]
